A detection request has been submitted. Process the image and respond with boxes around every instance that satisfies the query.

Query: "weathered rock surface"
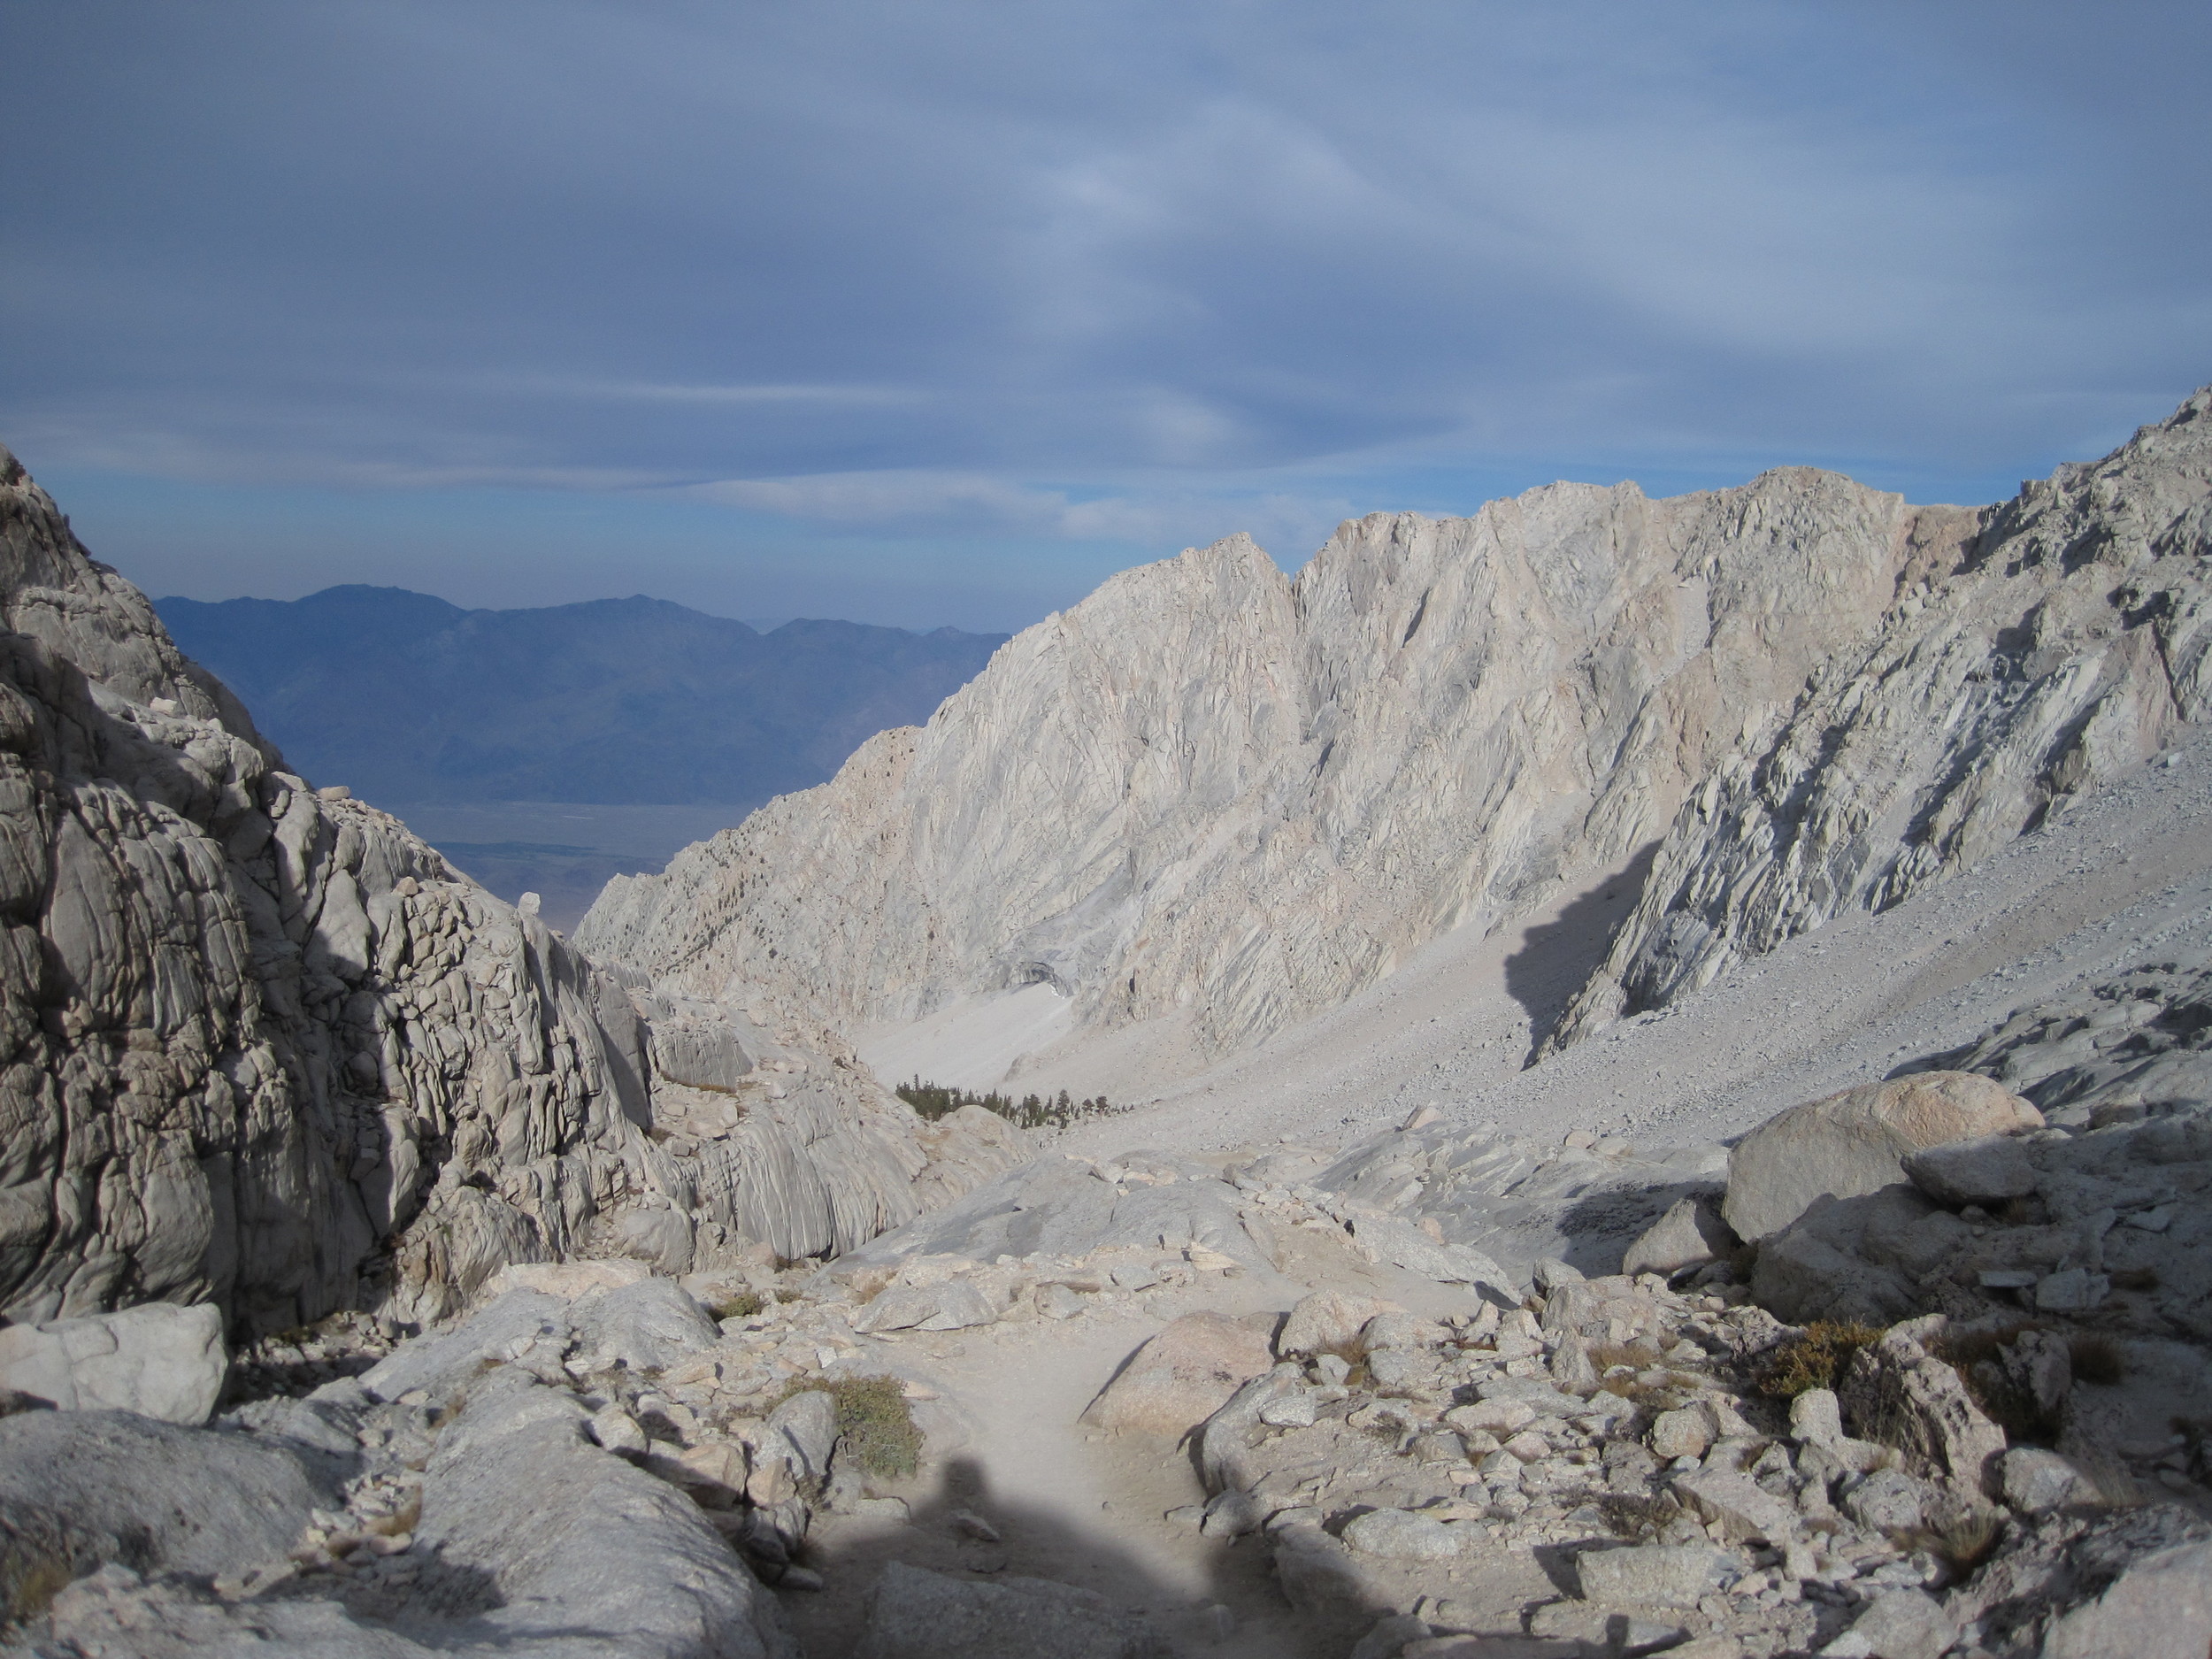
[1560,388,2212,1045]
[0,1301,225,1423]
[1080,1310,1274,1435]
[1721,1071,2040,1242]
[0,1407,335,1619]
[585,395,2212,1086]
[1949,1504,2212,1659]
[852,1560,1169,1659]
[1622,1195,1735,1279]
[579,468,1978,1068]
[0,445,1020,1338]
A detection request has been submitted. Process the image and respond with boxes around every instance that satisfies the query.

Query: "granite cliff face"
[1552,387,2212,1046]
[579,465,1973,1058]
[581,391,2212,1073]
[0,447,1012,1337]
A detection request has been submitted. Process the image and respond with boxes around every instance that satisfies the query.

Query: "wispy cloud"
[3,1,2207,626]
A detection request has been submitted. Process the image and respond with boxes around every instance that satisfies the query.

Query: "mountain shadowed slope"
[154,585,1008,806]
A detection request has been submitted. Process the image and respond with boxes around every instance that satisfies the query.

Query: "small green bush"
[710,1289,764,1320]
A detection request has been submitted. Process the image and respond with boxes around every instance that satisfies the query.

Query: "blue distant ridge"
[157,585,1007,807]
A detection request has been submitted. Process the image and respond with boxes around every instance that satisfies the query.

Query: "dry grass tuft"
[767,1374,923,1480]
[1893,1509,2005,1577]
[1755,1322,1883,1398]
[2069,1335,2126,1385]
[1590,1491,1683,1541]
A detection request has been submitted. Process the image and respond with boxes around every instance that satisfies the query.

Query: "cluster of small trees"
[895,1076,1122,1131]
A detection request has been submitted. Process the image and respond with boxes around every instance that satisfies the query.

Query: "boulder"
[1748,1187,1932,1326]
[1081,1313,1274,1435]
[1621,1196,1734,1279]
[2000,1447,2092,1514]
[1954,1506,2212,1659]
[1820,1588,1956,1659]
[1671,1467,1799,1545]
[0,1303,226,1425]
[1340,1508,1464,1560]
[567,1277,721,1372]
[482,1258,654,1301]
[1838,1328,2007,1493]
[1900,1133,2037,1207]
[1723,1072,2042,1242]
[853,1560,1169,1659]
[1277,1292,1402,1358]
[1575,1542,1739,1606]
[852,1279,1002,1335]
[0,1407,335,1612]
[359,1288,572,1409]
[1340,1208,1516,1295]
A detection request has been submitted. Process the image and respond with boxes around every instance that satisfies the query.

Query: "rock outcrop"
[1555,388,2212,1045]
[580,470,1973,1062]
[581,391,2212,1077]
[0,445,1017,1340]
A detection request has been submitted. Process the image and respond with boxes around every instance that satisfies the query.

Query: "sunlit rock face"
[585,391,2212,1071]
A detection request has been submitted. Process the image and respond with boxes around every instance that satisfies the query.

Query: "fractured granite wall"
[0,445,1014,1336]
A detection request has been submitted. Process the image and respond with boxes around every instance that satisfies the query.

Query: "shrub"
[2069,1334,2126,1385]
[770,1375,924,1481]
[1755,1322,1883,1397]
[1895,1509,2004,1577]
[710,1288,764,1320]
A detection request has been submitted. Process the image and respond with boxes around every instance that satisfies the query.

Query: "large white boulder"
[0,1302,226,1425]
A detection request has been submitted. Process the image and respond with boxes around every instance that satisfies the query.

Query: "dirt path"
[779,1226,1495,1656]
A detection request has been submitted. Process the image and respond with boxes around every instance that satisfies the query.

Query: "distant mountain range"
[154,586,1008,807]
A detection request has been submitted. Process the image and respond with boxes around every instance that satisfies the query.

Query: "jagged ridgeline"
[580,389,2212,1067]
[0,448,1021,1337]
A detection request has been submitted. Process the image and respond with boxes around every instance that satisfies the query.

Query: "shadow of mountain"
[1503,844,1660,1064]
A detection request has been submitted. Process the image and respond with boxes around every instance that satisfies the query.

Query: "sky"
[4,2,2208,634]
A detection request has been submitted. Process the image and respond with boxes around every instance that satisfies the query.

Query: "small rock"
[1649,1406,1714,1461]
[1341,1508,1464,1560]
[1576,1541,1739,1607]
[1840,1468,1932,1533]
[1999,1447,2091,1515]
[947,1508,1002,1543]
[2034,1268,2110,1312]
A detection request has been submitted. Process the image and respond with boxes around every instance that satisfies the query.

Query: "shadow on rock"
[1503,842,1658,1064]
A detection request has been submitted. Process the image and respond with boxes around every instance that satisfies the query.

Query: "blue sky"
[5,2,2208,633]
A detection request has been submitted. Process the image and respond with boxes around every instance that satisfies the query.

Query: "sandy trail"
[783,1222,1504,1656]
